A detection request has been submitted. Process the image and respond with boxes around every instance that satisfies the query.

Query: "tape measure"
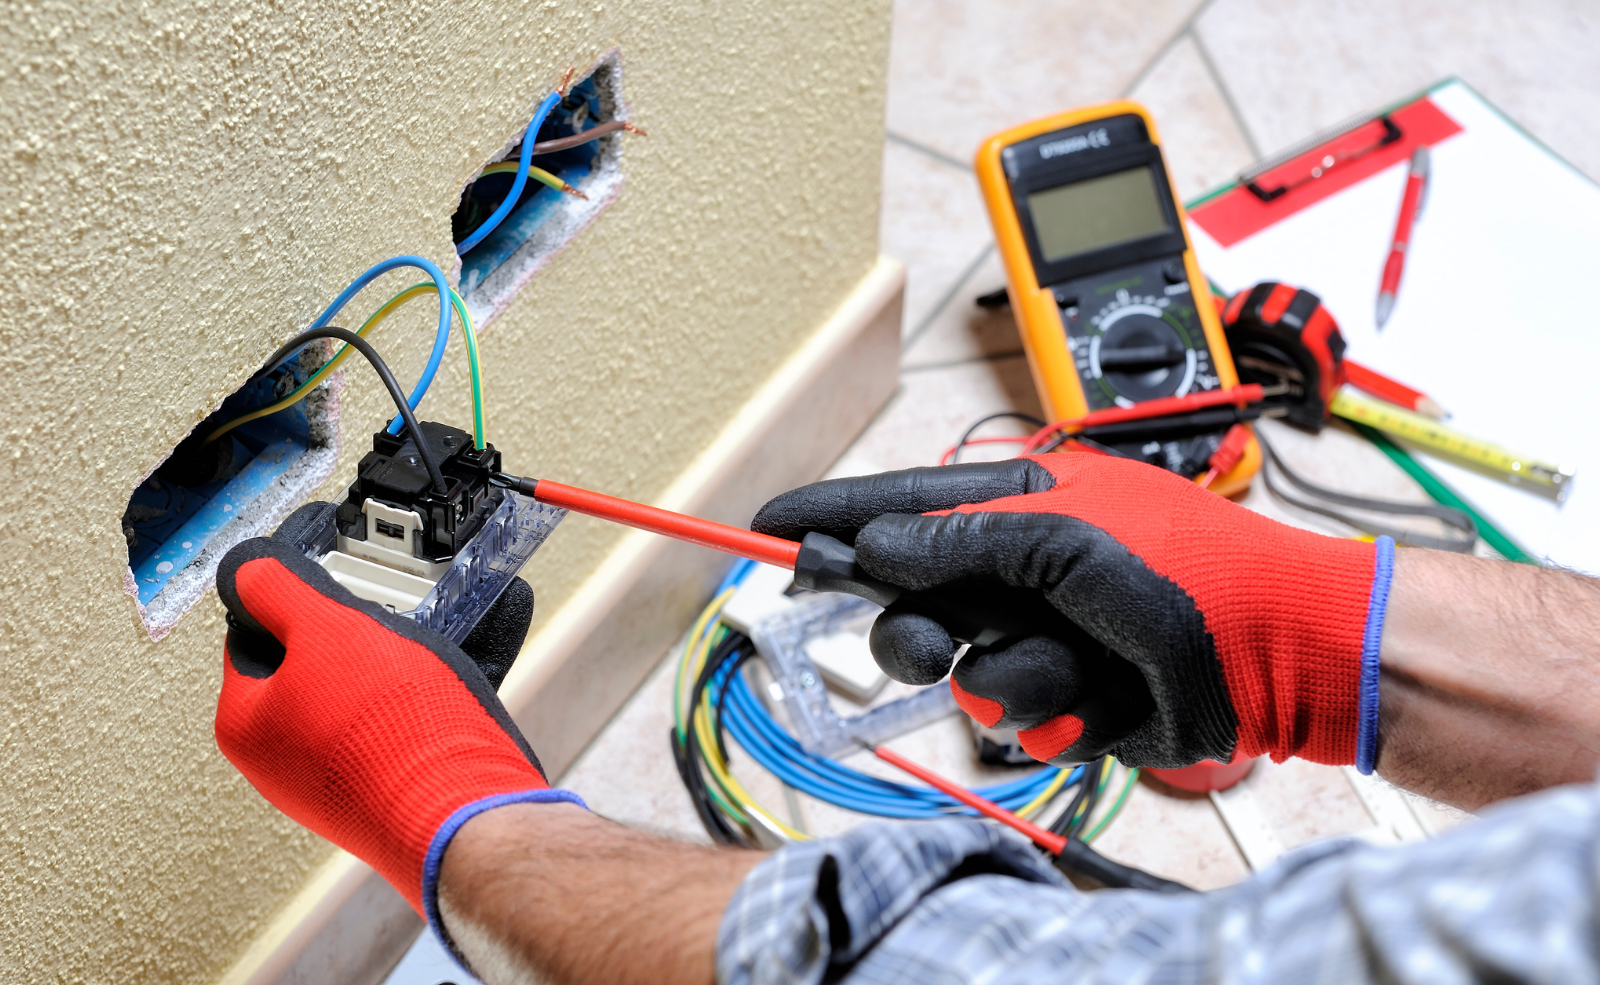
[1329,388,1574,504]
[975,101,1258,497]
[1219,280,1575,505]
[1221,282,1346,430]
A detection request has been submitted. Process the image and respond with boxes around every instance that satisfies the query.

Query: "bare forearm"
[1377,548,1600,809]
[438,803,765,985]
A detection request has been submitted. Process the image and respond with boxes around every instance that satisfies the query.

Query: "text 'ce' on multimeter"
[976,101,1260,495]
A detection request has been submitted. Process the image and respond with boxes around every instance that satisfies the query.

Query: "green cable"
[674,619,726,742]
[447,287,486,449]
[1348,422,1539,565]
[1083,768,1139,843]
[671,616,752,825]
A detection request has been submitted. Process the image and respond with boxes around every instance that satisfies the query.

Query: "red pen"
[1376,146,1430,329]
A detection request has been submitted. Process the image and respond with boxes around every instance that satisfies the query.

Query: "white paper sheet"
[1192,81,1600,573]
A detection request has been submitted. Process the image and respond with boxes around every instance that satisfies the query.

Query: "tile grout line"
[1189,24,1263,160]
[901,350,1026,375]
[900,243,995,353]
[1119,0,1223,98]
[885,130,973,172]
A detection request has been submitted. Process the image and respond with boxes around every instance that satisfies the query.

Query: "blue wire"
[718,663,1075,818]
[725,674,1061,812]
[704,558,1076,820]
[716,558,759,596]
[456,91,563,256]
[724,682,1062,817]
[271,255,455,436]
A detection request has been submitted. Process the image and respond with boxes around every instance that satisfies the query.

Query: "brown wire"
[530,121,646,155]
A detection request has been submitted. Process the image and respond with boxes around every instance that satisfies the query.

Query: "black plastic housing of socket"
[335,421,502,563]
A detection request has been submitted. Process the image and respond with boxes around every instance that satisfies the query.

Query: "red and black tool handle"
[501,474,1071,646]
[496,473,1153,759]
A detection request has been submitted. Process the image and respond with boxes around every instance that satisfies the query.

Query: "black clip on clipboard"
[1240,112,1404,202]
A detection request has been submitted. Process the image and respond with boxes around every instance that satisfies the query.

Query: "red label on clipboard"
[1189,98,1464,248]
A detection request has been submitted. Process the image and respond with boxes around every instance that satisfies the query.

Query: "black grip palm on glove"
[759,464,1159,766]
[754,453,1390,771]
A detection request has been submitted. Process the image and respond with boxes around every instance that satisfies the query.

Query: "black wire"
[1050,755,1112,838]
[1049,776,1089,837]
[1040,756,1194,892]
[951,412,1046,464]
[710,646,758,764]
[1070,760,1111,840]
[257,327,449,494]
[670,727,745,846]
[1054,838,1193,893]
[678,632,755,847]
[1255,428,1477,552]
[1068,435,1136,459]
[974,287,1011,309]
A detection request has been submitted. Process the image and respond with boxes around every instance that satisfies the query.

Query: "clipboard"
[1185,79,1600,574]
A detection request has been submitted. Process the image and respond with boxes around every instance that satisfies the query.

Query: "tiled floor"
[564,0,1595,900]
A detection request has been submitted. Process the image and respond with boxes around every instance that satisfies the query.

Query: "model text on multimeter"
[977,102,1259,494]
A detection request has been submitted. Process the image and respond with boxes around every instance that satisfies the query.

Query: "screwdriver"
[490,478,1183,887]
[493,473,1103,654]
[490,473,1155,745]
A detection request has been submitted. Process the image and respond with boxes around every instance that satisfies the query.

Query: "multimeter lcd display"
[1027,166,1171,263]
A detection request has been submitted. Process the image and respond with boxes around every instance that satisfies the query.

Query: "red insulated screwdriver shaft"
[500,476,803,570]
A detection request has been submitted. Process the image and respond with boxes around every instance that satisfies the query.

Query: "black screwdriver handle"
[793,532,1060,646]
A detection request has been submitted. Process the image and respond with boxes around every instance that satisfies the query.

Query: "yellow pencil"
[1330,387,1574,504]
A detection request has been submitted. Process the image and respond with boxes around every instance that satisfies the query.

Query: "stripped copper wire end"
[561,183,589,200]
[622,121,648,137]
[557,66,576,97]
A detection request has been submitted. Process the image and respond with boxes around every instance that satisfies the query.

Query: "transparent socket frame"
[750,593,957,759]
[286,489,565,645]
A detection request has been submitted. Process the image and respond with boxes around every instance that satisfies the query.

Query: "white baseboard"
[217,255,905,985]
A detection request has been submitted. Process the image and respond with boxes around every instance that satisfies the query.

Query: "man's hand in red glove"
[212,507,583,936]
[753,453,1393,772]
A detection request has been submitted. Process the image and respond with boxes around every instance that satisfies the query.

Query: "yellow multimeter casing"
[976,101,1259,496]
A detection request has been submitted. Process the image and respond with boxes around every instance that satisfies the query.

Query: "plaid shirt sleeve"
[716,781,1600,985]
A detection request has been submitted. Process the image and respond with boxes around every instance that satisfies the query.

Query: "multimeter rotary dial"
[1064,282,1220,410]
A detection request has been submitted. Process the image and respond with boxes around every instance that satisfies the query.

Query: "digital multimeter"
[976,101,1259,495]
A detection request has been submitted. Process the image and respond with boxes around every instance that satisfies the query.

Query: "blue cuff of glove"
[421,788,588,966]
[1356,536,1395,775]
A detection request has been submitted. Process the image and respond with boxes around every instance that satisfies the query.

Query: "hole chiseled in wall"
[119,55,632,640]
[121,345,342,641]
[454,51,630,329]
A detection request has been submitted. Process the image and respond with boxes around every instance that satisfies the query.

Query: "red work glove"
[213,518,583,931]
[753,454,1392,772]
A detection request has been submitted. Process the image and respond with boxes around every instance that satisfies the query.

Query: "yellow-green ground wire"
[478,160,580,195]
[205,284,484,449]
[1084,765,1140,842]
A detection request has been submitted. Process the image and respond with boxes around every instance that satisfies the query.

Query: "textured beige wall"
[0,2,891,981]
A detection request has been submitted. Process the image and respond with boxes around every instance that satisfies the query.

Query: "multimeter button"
[1053,290,1079,308]
[1162,260,1186,284]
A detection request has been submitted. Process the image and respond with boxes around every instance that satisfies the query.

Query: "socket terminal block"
[282,420,567,643]
[334,422,501,579]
